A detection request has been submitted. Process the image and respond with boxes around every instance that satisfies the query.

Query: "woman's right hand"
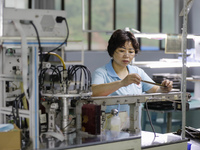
[121,73,142,87]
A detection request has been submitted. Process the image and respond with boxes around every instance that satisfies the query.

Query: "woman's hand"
[160,79,173,93]
[121,73,141,87]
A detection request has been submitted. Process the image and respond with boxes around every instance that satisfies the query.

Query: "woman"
[92,29,173,97]
[91,29,173,130]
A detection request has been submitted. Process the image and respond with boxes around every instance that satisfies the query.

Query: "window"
[116,0,137,30]
[91,0,113,50]
[56,0,85,40]
[162,0,175,34]
[5,0,28,8]
[91,0,138,50]
[55,0,176,51]
[161,0,175,49]
[141,0,159,50]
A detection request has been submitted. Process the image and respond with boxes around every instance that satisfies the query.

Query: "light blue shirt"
[92,60,154,96]
[92,60,155,127]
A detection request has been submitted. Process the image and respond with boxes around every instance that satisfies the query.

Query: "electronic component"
[144,101,174,110]
[82,104,101,135]
[175,101,190,111]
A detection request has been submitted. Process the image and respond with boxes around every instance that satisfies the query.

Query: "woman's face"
[112,41,135,68]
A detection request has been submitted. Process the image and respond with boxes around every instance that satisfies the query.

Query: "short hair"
[107,29,139,57]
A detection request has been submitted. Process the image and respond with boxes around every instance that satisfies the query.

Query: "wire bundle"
[39,65,63,91]
[30,16,69,91]
[12,93,25,128]
[66,65,91,93]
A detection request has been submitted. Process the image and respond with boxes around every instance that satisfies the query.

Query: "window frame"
[62,0,174,51]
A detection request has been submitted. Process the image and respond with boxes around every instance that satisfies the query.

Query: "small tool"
[141,80,166,87]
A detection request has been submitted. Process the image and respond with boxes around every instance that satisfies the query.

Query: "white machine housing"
[2,8,67,37]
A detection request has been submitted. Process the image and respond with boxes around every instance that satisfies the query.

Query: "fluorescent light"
[134,33,198,40]
[148,62,200,68]
[133,61,200,68]
[134,33,167,40]
[148,63,182,68]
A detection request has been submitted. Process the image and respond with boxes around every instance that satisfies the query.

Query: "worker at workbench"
[92,29,173,97]
[91,29,173,128]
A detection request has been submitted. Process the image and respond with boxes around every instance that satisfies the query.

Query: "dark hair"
[107,29,139,57]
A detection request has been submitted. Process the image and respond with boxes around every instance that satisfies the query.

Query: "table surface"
[142,131,200,150]
[187,77,200,82]
[189,98,200,110]
[141,131,188,148]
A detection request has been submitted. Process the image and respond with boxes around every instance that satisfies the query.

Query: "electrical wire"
[66,65,91,93]
[144,97,182,141]
[57,65,64,72]
[48,18,69,53]
[30,17,69,96]
[20,83,29,127]
[30,21,44,118]
[145,99,157,141]
[62,118,75,130]
[69,65,91,86]
[50,65,62,83]
[30,21,43,70]
[39,66,62,89]
[12,93,25,128]
[42,52,66,70]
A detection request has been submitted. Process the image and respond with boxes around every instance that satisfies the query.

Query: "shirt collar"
[105,59,131,78]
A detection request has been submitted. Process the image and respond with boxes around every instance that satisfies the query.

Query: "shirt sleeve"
[92,67,106,85]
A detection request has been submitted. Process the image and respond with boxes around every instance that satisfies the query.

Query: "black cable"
[39,65,63,89]
[81,67,89,91]
[30,18,69,93]
[75,66,88,91]
[50,65,62,83]
[71,66,81,91]
[83,66,92,91]
[145,99,157,141]
[12,93,25,128]
[30,21,44,123]
[66,65,92,93]
[79,65,91,91]
[50,66,61,91]
[39,17,69,91]
[67,129,76,135]
[30,21,43,70]
[48,18,69,53]
[39,68,48,86]
[78,69,82,92]
[74,71,77,90]
[57,65,64,72]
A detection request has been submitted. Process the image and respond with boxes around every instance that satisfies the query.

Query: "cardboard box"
[0,124,21,150]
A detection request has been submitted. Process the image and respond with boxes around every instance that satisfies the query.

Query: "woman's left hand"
[160,79,173,93]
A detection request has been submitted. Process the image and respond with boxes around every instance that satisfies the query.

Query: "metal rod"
[113,0,116,30]
[62,97,68,133]
[82,0,85,31]
[141,80,165,87]
[181,0,191,139]
[0,0,4,37]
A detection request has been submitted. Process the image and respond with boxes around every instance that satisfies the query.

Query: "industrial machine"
[0,7,72,149]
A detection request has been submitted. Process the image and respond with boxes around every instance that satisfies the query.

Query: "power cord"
[66,65,91,93]
[48,16,69,53]
[12,93,25,128]
[145,99,157,141]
